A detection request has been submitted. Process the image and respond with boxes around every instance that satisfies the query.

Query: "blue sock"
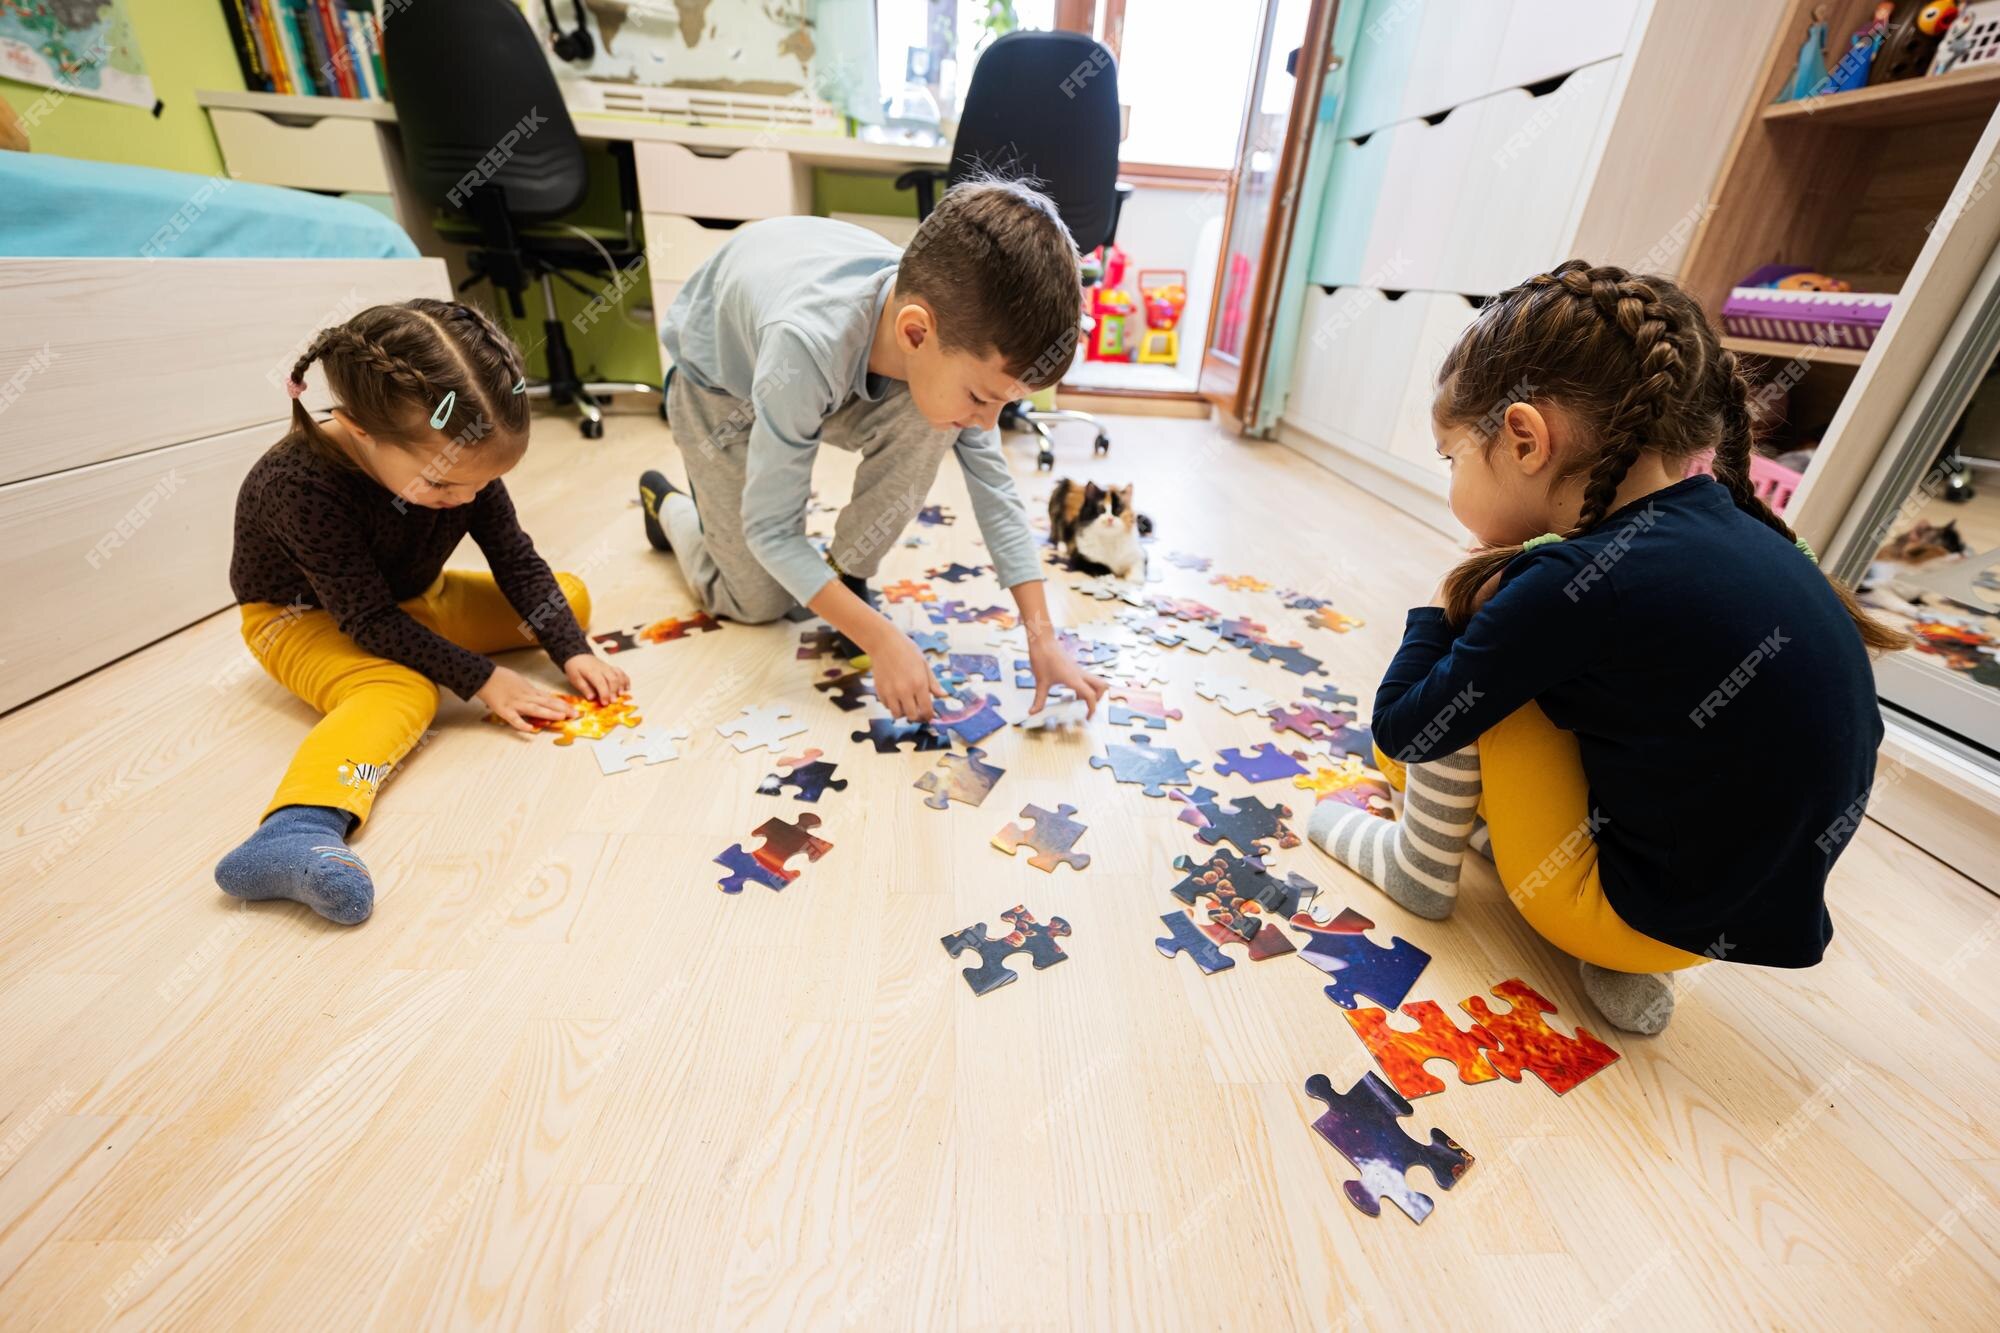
[215,805,374,925]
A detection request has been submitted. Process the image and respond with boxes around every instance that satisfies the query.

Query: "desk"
[196,89,947,346]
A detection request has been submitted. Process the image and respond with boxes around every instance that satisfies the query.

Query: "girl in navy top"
[1306,261,1906,1034]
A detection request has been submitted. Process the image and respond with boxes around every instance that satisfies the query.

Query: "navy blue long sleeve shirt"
[1371,476,1882,968]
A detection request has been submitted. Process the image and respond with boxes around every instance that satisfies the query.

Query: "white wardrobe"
[1276,0,1783,529]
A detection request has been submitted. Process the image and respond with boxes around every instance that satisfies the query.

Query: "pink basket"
[1685,451,1802,513]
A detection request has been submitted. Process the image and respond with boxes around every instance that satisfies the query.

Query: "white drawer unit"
[209,107,393,194]
[633,141,809,221]
[641,212,738,284]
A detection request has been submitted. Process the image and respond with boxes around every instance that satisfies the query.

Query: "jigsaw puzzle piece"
[1319,721,1376,762]
[931,692,1007,745]
[1017,695,1090,731]
[911,630,951,654]
[1107,688,1181,730]
[947,653,1001,685]
[1461,980,1621,1095]
[941,906,1070,994]
[1296,910,1432,1010]
[589,627,640,655]
[1305,684,1359,709]
[1154,911,1234,974]
[915,746,1006,811]
[851,715,951,753]
[749,812,832,879]
[1304,1072,1473,1224]
[717,704,808,753]
[1171,788,1299,852]
[917,505,956,526]
[1345,1002,1503,1099]
[636,612,722,644]
[1269,703,1353,743]
[1089,734,1201,797]
[1248,640,1330,677]
[815,669,876,712]
[1213,743,1309,784]
[510,693,642,745]
[885,579,936,603]
[991,803,1091,872]
[926,561,985,583]
[1168,847,1316,918]
[757,749,848,802]
[715,843,794,894]
[796,627,850,661]
[1193,675,1277,716]
[591,725,690,776]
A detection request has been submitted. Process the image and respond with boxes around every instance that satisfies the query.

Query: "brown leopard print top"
[231,432,590,699]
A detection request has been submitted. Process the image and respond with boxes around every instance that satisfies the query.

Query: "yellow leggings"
[240,570,591,827]
[1375,702,1709,974]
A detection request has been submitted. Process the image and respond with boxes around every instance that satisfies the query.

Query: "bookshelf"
[217,0,388,102]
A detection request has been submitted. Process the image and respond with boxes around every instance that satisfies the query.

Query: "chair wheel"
[1037,449,1055,471]
[1093,433,1110,456]
[581,418,605,440]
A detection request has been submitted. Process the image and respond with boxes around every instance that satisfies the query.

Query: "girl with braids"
[1305,262,1906,1034]
[218,299,627,924]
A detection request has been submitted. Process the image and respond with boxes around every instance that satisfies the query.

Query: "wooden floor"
[3,408,1998,1331]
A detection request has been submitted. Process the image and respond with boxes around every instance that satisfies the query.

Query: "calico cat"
[1877,519,1967,565]
[1048,478,1151,579]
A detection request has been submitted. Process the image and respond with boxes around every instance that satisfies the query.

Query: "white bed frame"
[0,256,451,713]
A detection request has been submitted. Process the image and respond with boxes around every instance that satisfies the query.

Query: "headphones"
[540,0,595,63]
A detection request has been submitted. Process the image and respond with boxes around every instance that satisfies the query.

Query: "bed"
[0,152,448,713]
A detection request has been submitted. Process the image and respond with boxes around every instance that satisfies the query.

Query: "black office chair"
[897,29,1129,470]
[382,0,657,439]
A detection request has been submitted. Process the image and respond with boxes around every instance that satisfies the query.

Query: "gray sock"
[1305,746,1480,920]
[1468,819,1492,859]
[1578,961,1675,1035]
[215,804,373,926]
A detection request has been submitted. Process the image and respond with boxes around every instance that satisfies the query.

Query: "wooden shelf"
[1720,333,1870,367]
[1762,61,2000,129]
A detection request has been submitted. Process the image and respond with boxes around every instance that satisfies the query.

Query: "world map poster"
[0,0,154,110]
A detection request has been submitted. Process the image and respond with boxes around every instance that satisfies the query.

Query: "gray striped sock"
[1306,747,1480,920]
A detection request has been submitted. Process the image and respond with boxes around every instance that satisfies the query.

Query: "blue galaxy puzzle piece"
[1304,1071,1473,1224]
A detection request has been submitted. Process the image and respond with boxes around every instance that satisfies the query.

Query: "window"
[874,1,1059,131]
[1107,0,1262,170]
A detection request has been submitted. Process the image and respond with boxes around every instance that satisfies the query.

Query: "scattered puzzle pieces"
[1304,1071,1473,1224]
[915,746,1006,811]
[1194,675,1278,716]
[1309,606,1365,633]
[926,561,985,583]
[926,600,981,624]
[1269,703,1354,743]
[815,669,876,712]
[1344,1001,1502,1099]
[1017,695,1091,731]
[1213,743,1309,784]
[1461,980,1621,1095]
[1168,846,1316,918]
[942,906,1070,994]
[757,748,849,802]
[1293,906,1432,1010]
[715,812,833,893]
[947,653,1002,685]
[796,626,852,661]
[1305,683,1359,709]
[1211,573,1272,593]
[885,579,935,603]
[1318,720,1376,762]
[588,628,639,655]
[911,630,951,655]
[992,803,1091,872]
[1090,733,1202,797]
[1171,787,1300,852]
[1108,688,1182,730]
[716,704,808,754]
[591,725,690,775]
[1246,639,1330,677]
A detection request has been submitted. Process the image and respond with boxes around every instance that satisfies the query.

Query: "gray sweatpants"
[661,369,956,624]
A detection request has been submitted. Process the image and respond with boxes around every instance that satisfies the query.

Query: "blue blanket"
[0,153,418,259]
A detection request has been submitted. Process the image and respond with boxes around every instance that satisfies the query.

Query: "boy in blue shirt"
[637,179,1105,721]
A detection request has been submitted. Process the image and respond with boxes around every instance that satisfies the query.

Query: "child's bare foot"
[1578,961,1674,1035]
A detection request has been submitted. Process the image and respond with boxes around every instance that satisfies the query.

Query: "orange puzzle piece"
[1461,979,1620,1095]
[1344,1000,1502,1099]
[491,692,644,745]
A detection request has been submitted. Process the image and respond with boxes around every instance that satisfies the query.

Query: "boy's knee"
[730,586,797,625]
[556,571,593,630]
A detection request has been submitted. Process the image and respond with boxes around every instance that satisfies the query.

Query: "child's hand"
[478,665,577,733]
[870,629,949,722]
[564,652,630,703]
[1027,640,1108,718]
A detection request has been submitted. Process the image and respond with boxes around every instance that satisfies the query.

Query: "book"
[273,3,314,95]
[247,0,291,95]
[219,0,272,93]
[291,0,333,96]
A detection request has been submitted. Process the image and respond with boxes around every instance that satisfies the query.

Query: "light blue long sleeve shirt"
[661,215,1044,606]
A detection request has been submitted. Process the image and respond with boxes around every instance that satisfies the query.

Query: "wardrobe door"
[1373,101,1479,292]
[1465,61,1621,293]
[1386,293,1481,479]
[1490,0,1641,91]
[1309,128,1396,289]
[1337,0,1424,140]
[1400,0,1513,121]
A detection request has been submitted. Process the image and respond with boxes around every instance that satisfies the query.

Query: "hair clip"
[429,390,457,430]
[1794,537,1818,564]
[284,377,308,400]
[511,376,527,395]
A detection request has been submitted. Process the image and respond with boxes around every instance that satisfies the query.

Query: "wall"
[0,0,243,174]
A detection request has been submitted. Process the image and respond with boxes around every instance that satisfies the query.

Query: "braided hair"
[1433,260,1906,652]
[284,298,530,469]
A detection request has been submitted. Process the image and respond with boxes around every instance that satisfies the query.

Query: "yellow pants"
[240,570,591,827]
[1375,703,1709,974]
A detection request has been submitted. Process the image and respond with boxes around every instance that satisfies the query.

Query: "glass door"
[1198,0,1333,424]
[1833,238,2000,763]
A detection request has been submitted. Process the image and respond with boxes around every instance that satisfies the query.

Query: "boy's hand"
[479,665,577,733]
[868,627,950,722]
[564,652,630,702]
[1027,638,1108,718]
